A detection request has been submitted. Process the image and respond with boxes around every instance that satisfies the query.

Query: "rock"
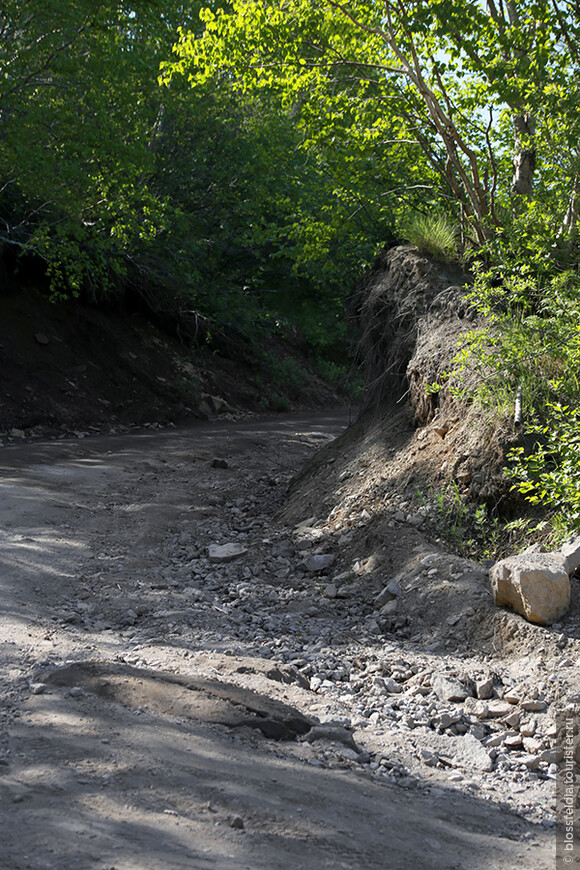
[520,754,541,770]
[463,697,488,718]
[418,732,493,772]
[560,535,580,574]
[30,683,48,695]
[302,554,335,573]
[397,776,419,788]
[489,552,570,624]
[295,516,317,529]
[520,719,537,737]
[383,678,403,694]
[335,583,359,599]
[228,814,245,830]
[196,400,213,420]
[305,725,358,751]
[323,583,338,599]
[431,673,471,702]
[475,677,494,700]
[420,748,439,766]
[540,748,563,764]
[34,332,50,345]
[379,599,399,618]
[208,543,248,563]
[375,580,402,608]
[211,458,228,469]
[486,700,515,718]
[503,711,520,728]
[522,699,547,712]
[522,737,543,754]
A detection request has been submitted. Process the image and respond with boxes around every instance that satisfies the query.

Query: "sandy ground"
[0,412,556,869]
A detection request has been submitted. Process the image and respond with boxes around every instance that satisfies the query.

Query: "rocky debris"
[490,552,570,624]
[2,412,577,852]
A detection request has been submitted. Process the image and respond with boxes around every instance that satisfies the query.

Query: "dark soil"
[0,283,341,441]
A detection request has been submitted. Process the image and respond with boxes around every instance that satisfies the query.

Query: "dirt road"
[0,412,555,869]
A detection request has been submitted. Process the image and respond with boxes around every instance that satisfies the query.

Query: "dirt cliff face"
[290,246,515,535]
[354,244,471,416]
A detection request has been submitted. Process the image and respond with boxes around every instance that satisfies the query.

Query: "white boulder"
[489,552,570,625]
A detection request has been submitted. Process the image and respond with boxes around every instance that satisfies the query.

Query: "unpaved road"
[0,412,555,869]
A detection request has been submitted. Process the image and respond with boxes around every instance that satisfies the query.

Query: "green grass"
[402,213,458,260]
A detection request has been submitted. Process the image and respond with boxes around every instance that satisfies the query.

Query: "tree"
[165,0,580,245]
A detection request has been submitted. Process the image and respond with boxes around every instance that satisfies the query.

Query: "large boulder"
[489,553,570,625]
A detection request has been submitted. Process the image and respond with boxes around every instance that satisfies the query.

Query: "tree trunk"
[511,113,536,196]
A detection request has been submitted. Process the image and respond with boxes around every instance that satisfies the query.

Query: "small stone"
[305,725,357,751]
[520,754,541,770]
[303,554,335,573]
[208,543,248,563]
[502,711,520,728]
[323,584,338,599]
[420,749,438,766]
[431,673,470,702]
[383,678,403,694]
[34,332,50,345]
[504,734,522,749]
[540,748,564,764]
[522,699,547,712]
[30,683,47,695]
[211,458,228,469]
[463,697,488,719]
[69,687,84,698]
[475,677,494,700]
[228,815,245,830]
[486,700,515,717]
[380,599,399,618]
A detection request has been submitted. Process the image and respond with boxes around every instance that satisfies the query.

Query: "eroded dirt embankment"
[0,412,560,870]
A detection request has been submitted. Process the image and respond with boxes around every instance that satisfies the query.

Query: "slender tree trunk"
[511,112,536,196]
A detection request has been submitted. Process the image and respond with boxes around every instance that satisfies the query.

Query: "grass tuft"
[402,213,458,260]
